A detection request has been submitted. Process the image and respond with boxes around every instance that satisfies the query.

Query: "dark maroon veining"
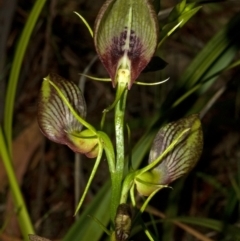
[100,27,148,88]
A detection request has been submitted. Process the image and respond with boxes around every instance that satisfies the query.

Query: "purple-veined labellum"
[114,203,132,241]
[38,73,86,145]
[148,114,203,185]
[37,73,90,154]
[135,114,203,196]
[94,0,159,89]
[28,234,52,241]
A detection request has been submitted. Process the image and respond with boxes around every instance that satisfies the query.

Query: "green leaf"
[0,126,35,240]
[178,13,240,90]
[167,0,187,21]
[148,114,203,185]
[63,181,111,241]
[162,13,240,114]
[94,0,159,88]
[4,0,47,152]
[159,5,201,47]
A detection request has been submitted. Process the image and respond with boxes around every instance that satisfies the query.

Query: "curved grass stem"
[4,0,46,153]
[0,126,34,240]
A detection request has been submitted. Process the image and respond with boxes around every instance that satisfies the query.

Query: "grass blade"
[4,0,47,151]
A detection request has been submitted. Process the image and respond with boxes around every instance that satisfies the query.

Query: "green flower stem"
[0,126,34,240]
[110,84,128,222]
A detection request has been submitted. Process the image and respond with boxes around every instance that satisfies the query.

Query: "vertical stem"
[110,84,128,222]
[0,127,34,240]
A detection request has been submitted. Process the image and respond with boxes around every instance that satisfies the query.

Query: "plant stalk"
[0,126,34,240]
[110,84,128,223]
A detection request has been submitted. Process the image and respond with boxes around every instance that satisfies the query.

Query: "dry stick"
[35,202,63,230]
[0,232,22,241]
[35,139,46,224]
[140,205,214,241]
[200,85,226,119]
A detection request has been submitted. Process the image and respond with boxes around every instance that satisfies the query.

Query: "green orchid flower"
[94,0,159,89]
[121,114,203,202]
[37,73,99,158]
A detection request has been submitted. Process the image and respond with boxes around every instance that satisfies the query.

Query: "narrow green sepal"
[167,0,187,22]
[158,4,202,47]
[88,215,111,236]
[74,143,104,215]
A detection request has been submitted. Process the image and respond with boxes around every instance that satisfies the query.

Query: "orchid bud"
[37,74,98,158]
[114,203,132,241]
[94,0,159,89]
[135,114,203,196]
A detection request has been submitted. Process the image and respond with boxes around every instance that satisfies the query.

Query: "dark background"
[0,0,240,240]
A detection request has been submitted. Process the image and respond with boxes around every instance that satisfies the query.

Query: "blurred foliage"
[0,0,240,241]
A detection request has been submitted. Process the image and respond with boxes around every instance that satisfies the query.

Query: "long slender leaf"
[63,182,111,241]
[4,0,47,151]
[0,0,46,240]
[0,127,34,240]
[163,12,240,117]
[161,13,240,240]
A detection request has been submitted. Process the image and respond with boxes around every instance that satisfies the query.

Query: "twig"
[139,204,215,241]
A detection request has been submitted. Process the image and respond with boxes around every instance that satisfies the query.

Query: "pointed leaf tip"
[37,73,86,147]
[94,0,159,88]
